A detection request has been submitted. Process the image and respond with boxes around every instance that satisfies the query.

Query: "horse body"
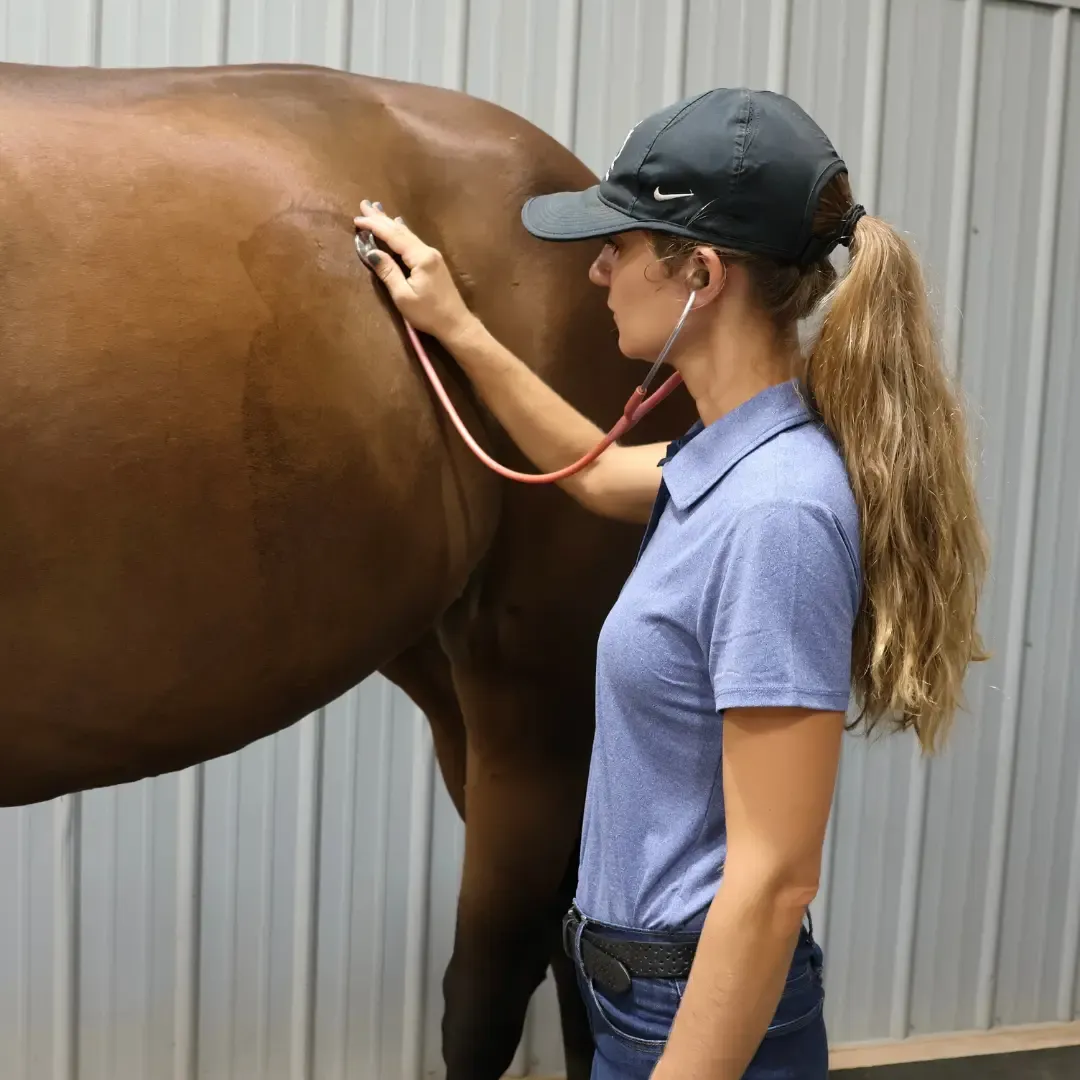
[0,62,690,1078]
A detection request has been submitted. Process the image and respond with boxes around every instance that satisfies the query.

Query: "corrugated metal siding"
[997,2,1080,1029]
[0,1,1077,1075]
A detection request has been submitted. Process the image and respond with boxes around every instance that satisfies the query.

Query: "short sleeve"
[700,500,860,713]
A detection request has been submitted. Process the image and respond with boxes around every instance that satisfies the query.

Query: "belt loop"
[804,907,824,981]
[563,905,588,969]
[573,913,587,969]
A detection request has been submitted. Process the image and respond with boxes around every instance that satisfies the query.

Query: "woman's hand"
[353,200,476,343]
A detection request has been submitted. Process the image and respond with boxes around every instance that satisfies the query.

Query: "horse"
[0,61,693,1078]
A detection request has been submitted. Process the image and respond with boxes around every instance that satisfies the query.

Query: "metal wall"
[0,0,1078,1076]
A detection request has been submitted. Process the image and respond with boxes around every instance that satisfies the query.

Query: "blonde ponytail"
[805,213,988,752]
[650,175,989,753]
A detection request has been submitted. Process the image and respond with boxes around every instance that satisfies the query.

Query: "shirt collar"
[662,380,816,511]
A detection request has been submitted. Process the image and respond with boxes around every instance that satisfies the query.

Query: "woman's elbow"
[563,462,654,524]
[722,858,821,918]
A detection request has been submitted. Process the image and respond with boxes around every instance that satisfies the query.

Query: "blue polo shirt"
[576,380,861,931]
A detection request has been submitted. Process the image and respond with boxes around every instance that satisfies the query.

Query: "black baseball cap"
[522,88,850,266]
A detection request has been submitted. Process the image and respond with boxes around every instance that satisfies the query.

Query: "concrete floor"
[834,1045,1080,1079]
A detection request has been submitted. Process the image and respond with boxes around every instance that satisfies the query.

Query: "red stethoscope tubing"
[359,230,694,484]
[399,321,685,484]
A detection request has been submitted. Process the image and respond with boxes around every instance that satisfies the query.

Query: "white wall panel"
[997,4,1080,1029]
[1,1,1079,1076]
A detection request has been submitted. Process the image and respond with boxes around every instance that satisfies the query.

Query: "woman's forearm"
[445,315,611,477]
[655,878,808,1080]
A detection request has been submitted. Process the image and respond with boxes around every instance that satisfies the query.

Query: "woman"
[355,88,987,1080]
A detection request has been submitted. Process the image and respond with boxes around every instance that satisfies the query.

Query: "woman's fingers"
[355,201,429,269]
[353,212,405,258]
[354,200,471,340]
[359,236,415,305]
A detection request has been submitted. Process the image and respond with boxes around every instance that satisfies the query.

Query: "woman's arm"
[445,317,665,522]
[354,204,665,524]
[653,706,844,1080]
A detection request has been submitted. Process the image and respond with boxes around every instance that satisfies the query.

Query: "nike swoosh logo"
[654,187,695,201]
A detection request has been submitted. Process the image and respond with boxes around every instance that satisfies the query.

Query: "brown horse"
[0,62,692,1078]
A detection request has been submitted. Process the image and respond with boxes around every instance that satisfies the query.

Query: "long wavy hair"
[650,172,989,753]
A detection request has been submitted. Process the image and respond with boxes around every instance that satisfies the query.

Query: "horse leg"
[380,631,466,817]
[444,756,583,1080]
[430,657,593,1080]
[386,630,591,1080]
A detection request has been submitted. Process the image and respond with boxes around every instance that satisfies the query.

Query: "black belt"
[562,908,697,994]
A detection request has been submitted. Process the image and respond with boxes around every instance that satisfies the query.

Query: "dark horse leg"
[382,632,467,818]
[440,651,594,1080]
[382,633,594,1080]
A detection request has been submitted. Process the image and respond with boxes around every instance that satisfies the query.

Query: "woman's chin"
[614,331,650,362]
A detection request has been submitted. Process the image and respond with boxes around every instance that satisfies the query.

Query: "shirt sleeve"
[700,499,860,714]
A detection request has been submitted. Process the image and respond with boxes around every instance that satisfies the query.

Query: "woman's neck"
[674,321,797,427]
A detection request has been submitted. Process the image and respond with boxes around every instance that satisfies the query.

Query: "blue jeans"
[570,911,827,1080]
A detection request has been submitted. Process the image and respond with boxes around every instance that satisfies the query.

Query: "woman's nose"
[589,251,611,286]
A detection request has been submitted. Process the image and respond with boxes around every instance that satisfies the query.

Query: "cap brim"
[521,186,640,242]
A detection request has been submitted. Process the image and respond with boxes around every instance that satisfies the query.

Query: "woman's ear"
[687,247,727,305]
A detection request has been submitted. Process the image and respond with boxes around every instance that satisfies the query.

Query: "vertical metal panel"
[196,754,241,1078]
[571,0,686,177]
[853,1,937,1042]
[997,5,1080,1029]
[312,678,401,1080]
[977,2,1070,1030]
[1055,65,1080,1002]
[885,0,975,1043]
[767,0,793,92]
[944,0,985,373]
[12,808,33,1080]
[684,0,773,100]
[909,0,1066,1039]
[786,0,874,199]
[175,767,203,1080]
[401,712,435,1080]
[796,0,878,965]
[2,2,1080,1077]
[53,795,79,1080]
[662,0,690,103]
[0,803,53,1079]
[553,0,583,147]
[291,715,324,1080]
